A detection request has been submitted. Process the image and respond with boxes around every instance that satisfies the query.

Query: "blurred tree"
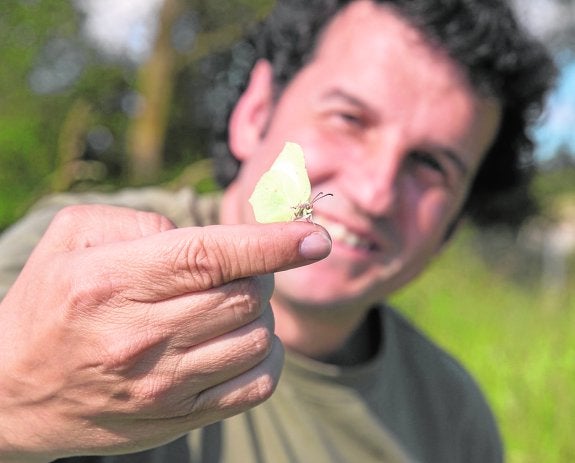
[126,0,184,183]
[126,0,272,183]
[0,0,272,230]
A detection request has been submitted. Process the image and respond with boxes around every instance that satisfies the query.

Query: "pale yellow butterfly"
[248,142,332,223]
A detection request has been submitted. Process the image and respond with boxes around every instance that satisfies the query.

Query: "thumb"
[80,221,332,300]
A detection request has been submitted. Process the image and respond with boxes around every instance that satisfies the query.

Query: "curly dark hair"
[208,0,556,227]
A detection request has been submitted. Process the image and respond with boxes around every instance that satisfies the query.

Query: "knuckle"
[229,278,265,323]
[97,338,142,373]
[251,371,277,403]
[65,264,122,319]
[173,236,227,290]
[62,273,104,320]
[172,230,270,291]
[249,324,274,358]
[47,206,86,243]
[51,205,85,225]
[130,377,173,410]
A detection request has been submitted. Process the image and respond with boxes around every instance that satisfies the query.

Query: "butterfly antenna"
[311,192,333,204]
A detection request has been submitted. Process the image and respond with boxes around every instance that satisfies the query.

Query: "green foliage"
[392,228,575,463]
[533,165,575,201]
[0,0,82,226]
[0,0,272,230]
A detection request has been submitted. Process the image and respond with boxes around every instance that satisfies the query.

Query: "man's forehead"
[311,1,446,78]
[318,1,421,48]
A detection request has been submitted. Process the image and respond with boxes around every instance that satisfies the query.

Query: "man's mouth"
[314,216,380,252]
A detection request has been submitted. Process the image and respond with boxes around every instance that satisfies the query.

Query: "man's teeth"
[315,217,375,251]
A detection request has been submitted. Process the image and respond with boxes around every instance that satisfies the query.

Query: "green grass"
[392,230,575,463]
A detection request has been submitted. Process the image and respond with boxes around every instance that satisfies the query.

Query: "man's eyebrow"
[321,89,370,109]
[320,88,380,122]
[322,89,471,176]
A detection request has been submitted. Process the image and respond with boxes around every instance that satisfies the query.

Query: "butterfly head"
[293,192,333,222]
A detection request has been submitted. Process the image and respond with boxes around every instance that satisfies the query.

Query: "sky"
[512,0,575,162]
[74,0,163,61]
[534,55,575,161]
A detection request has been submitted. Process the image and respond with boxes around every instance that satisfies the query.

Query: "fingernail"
[300,231,332,260]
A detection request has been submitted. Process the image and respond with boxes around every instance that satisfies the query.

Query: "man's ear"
[228,59,275,161]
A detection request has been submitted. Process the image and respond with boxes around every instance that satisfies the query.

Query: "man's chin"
[272,276,385,317]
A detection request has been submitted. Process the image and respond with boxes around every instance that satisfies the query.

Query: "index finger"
[82,222,332,300]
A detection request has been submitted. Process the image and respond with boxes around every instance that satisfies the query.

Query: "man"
[0,0,554,461]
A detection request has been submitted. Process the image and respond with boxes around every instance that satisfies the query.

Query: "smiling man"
[222,3,502,360]
[0,0,554,462]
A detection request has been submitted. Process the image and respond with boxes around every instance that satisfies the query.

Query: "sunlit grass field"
[392,228,575,463]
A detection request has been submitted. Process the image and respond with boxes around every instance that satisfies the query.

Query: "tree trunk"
[126,0,183,184]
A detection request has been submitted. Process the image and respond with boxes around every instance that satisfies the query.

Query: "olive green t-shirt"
[0,187,503,463]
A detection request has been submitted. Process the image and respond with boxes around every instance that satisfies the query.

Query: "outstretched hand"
[0,204,331,462]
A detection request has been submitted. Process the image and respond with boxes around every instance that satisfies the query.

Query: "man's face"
[221,1,501,311]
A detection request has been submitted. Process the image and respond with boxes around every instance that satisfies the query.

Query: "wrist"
[0,420,55,463]
[0,385,56,463]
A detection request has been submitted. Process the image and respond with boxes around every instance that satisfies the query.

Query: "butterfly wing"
[249,142,312,223]
[249,169,296,223]
[268,142,311,206]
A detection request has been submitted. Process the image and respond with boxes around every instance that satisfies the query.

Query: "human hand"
[0,204,331,462]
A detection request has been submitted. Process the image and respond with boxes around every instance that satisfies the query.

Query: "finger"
[147,334,285,425]
[93,338,284,452]
[186,336,285,421]
[107,308,278,417]
[78,221,331,300]
[163,308,278,405]
[93,275,274,350]
[150,275,274,348]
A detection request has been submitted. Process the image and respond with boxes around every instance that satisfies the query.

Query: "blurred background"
[0,1,573,462]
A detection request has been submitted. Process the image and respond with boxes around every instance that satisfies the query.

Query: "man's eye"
[335,111,365,128]
[410,151,444,173]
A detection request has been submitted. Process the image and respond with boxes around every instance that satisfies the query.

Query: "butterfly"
[249,142,332,223]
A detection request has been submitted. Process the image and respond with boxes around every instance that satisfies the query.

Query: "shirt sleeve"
[0,186,202,301]
[0,202,64,300]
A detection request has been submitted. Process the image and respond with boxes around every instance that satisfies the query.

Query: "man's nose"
[343,145,404,218]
